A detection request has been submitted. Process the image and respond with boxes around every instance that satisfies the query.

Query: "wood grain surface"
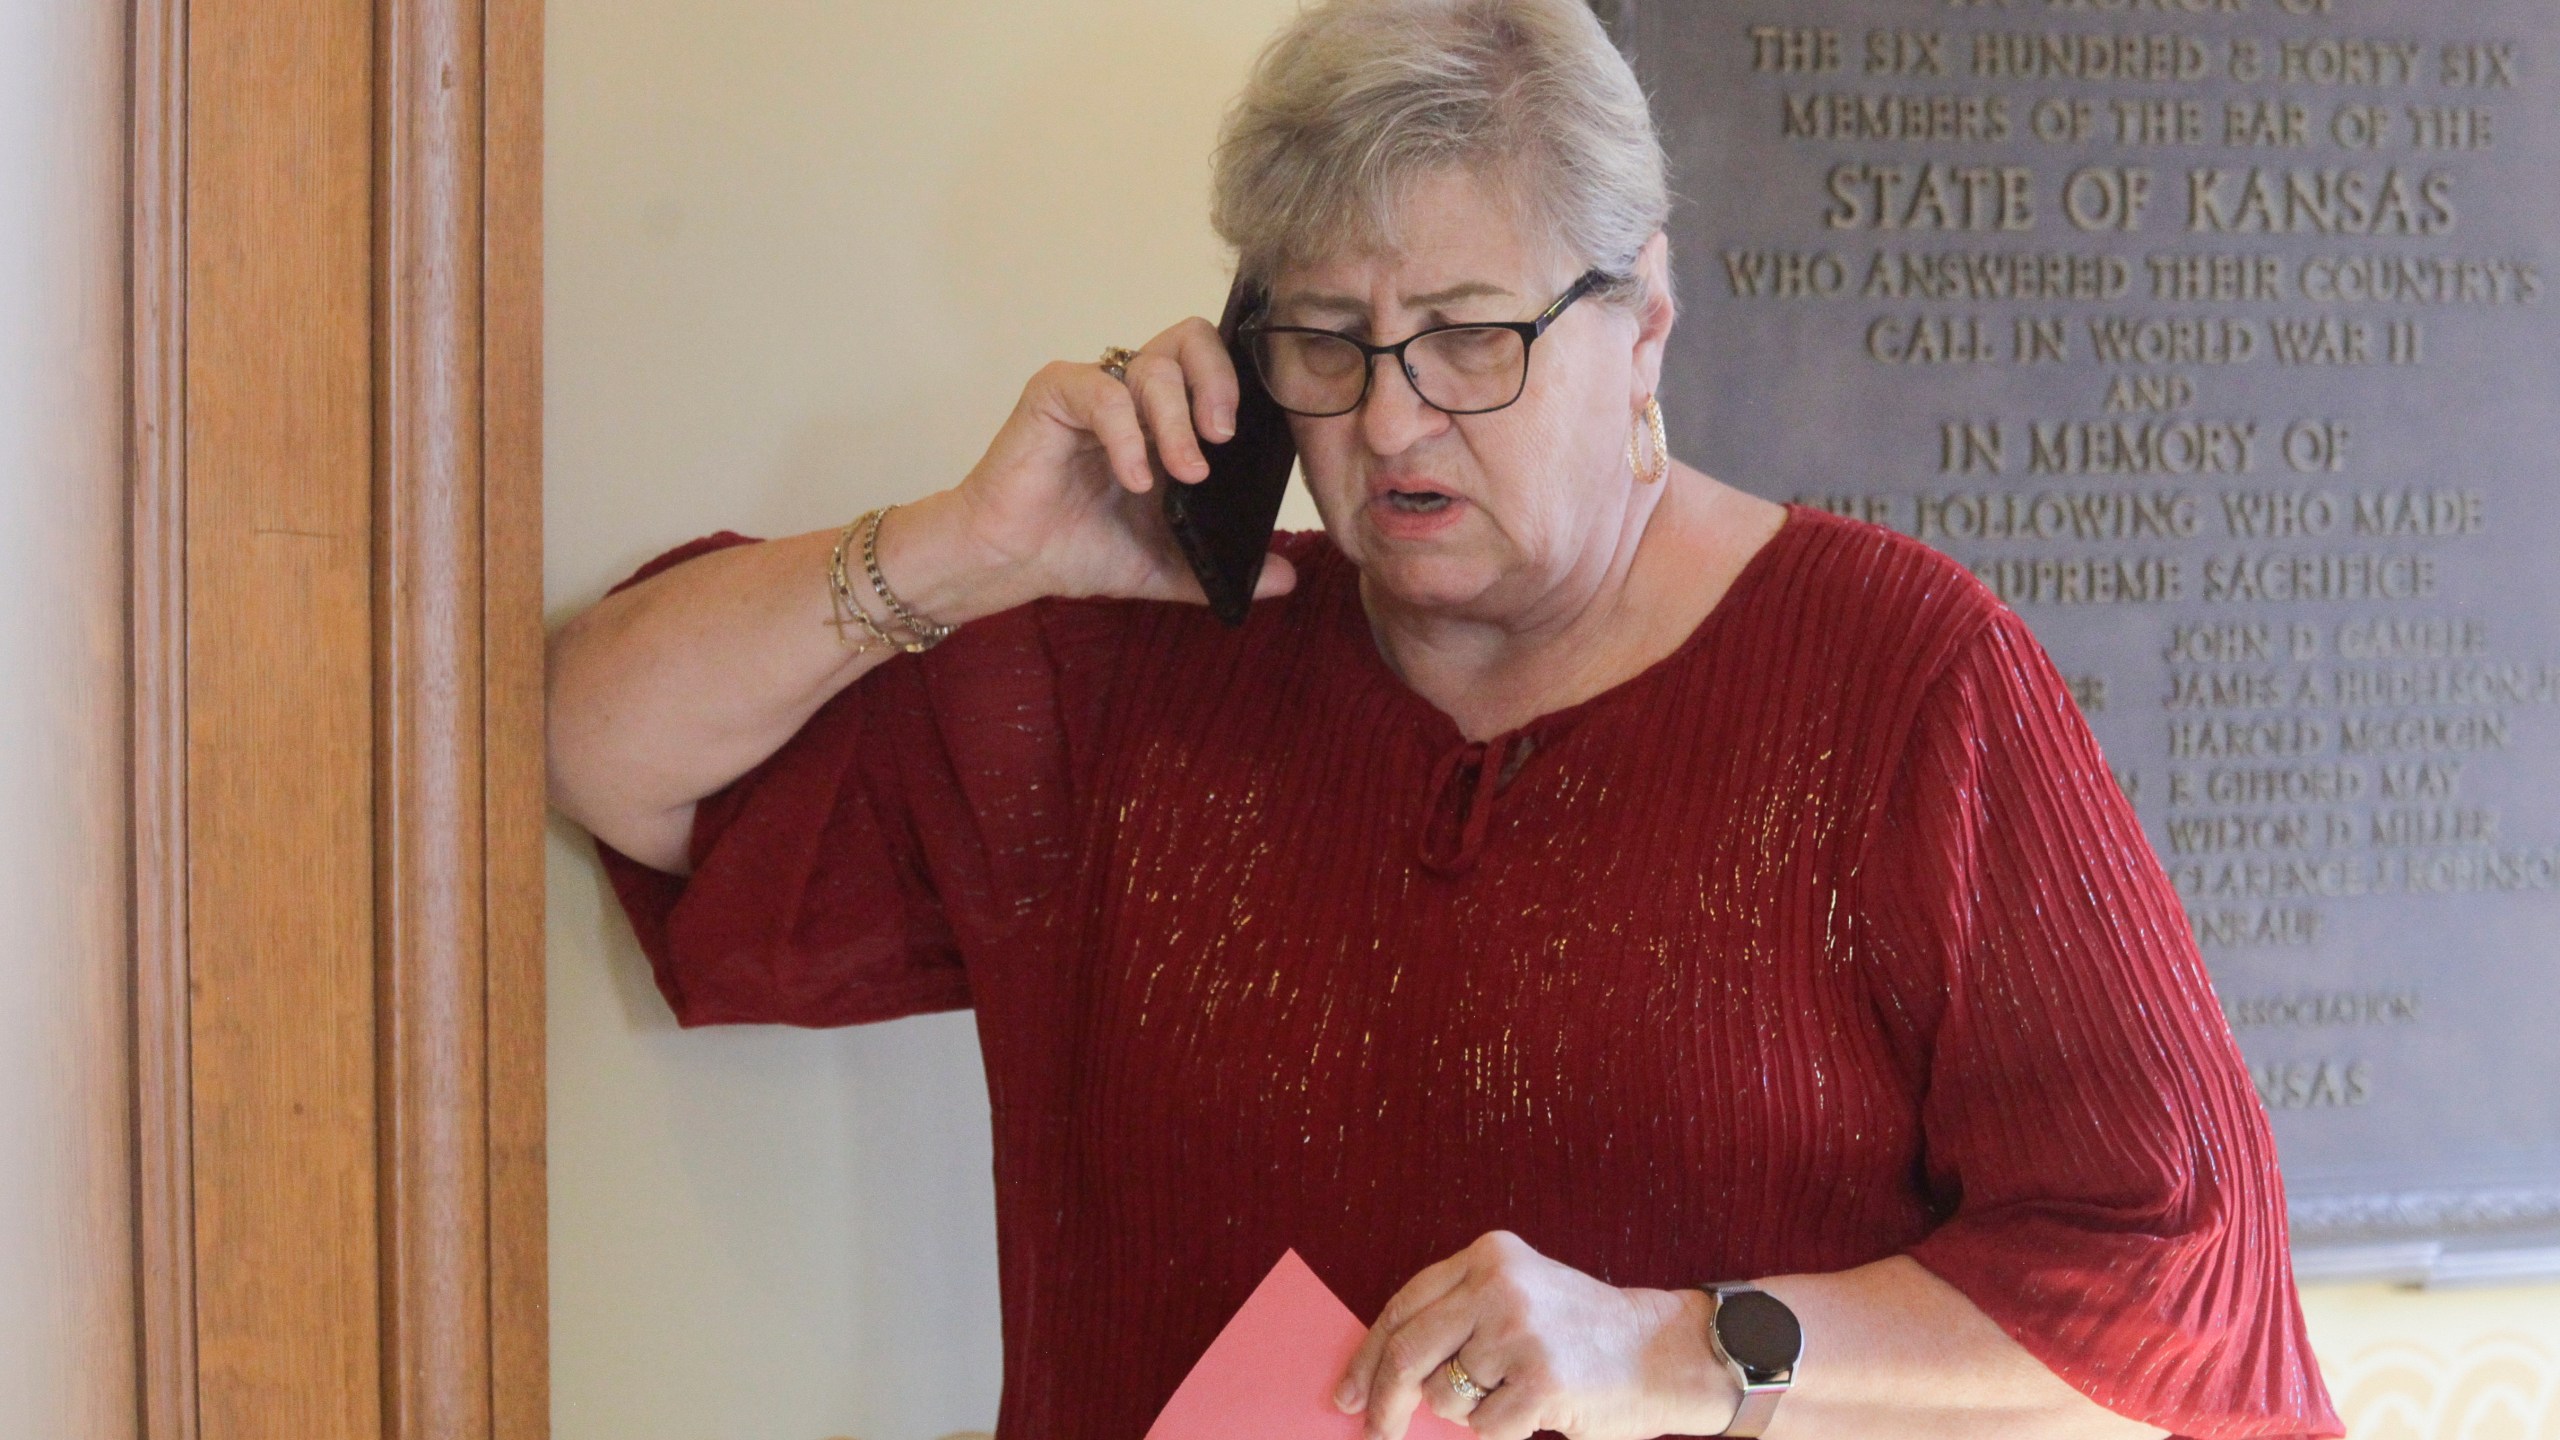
[185,0,383,1434]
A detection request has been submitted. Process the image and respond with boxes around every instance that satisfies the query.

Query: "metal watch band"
[1701,1282,1801,1440]
[1722,1383,1786,1440]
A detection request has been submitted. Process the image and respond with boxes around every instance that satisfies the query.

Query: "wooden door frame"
[131,0,546,1434]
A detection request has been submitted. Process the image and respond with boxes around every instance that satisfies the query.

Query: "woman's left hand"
[1333,1231,1741,1440]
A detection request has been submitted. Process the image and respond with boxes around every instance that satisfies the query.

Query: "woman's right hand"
[946,316,1299,607]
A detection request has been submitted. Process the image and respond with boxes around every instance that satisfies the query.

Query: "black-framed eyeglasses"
[1241,268,1609,418]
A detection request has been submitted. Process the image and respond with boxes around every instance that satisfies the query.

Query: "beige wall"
[544,6,2558,1440]
[0,0,136,1435]
[546,5,1314,1438]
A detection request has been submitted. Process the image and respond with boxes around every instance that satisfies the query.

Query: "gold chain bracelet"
[827,511,913,654]
[825,506,953,655]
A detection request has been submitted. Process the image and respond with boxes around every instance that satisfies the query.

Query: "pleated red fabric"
[594,505,2341,1440]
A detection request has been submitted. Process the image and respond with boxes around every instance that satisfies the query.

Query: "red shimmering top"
[596,506,2341,1440]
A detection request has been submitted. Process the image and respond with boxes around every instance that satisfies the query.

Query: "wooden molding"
[131,0,197,1434]
[133,0,545,1433]
[374,0,494,1435]
[482,0,550,1430]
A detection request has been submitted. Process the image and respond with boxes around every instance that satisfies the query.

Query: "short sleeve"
[1857,609,2342,1440]
[588,532,1122,1029]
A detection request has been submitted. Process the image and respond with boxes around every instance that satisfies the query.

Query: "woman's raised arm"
[545,319,1295,874]
[545,492,1031,874]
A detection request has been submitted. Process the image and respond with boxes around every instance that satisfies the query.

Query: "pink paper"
[1145,1250,1477,1440]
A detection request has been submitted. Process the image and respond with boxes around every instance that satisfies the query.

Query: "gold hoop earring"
[1627,395,1670,485]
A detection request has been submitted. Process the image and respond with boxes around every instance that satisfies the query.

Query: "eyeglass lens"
[1253,326,1530,416]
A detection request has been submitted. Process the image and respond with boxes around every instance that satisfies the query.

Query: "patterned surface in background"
[2305,1281,2560,1440]
[2331,1334,2559,1440]
[816,1344,2560,1440]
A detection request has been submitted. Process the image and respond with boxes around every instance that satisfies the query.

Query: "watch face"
[1715,1290,1803,1377]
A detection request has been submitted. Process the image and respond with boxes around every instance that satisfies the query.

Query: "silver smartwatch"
[1699,1282,1802,1438]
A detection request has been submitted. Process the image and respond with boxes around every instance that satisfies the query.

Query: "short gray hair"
[1210,0,1672,306]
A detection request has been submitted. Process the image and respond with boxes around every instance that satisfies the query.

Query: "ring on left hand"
[1098,346,1139,383]
[1444,1357,1489,1403]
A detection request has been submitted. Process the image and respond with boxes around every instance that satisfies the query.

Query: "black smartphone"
[1163,278,1297,627]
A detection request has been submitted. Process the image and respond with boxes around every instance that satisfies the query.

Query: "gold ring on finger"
[1098,346,1139,383]
[1444,1357,1489,1403]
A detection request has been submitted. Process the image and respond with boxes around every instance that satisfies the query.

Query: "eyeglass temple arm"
[1531,268,1612,333]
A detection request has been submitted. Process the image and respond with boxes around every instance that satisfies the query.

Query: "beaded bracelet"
[860,504,956,649]
[826,507,952,655]
[827,512,910,654]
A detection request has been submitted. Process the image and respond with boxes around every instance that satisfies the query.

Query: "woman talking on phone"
[546,3,2341,1438]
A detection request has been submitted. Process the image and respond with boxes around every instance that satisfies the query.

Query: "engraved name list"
[1621,0,2560,1277]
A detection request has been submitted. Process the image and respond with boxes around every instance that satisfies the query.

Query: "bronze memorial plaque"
[1607,0,2559,1281]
